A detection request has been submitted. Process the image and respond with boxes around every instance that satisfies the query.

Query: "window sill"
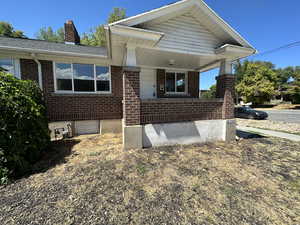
[51,92,113,97]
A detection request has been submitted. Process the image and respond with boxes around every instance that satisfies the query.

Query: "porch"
[122,65,236,149]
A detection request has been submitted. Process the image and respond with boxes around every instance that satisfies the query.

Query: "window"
[54,62,111,93]
[0,58,20,78]
[73,63,94,92]
[55,63,72,91]
[166,71,186,94]
[96,66,110,92]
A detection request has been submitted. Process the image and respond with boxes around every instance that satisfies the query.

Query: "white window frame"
[53,62,111,94]
[0,57,21,79]
[165,71,188,94]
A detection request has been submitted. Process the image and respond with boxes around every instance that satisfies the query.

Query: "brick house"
[0,0,256,149]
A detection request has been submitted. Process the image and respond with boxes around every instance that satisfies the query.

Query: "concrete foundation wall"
[100,119,122,134]
[143,119,236,148]
[123,125,143,150]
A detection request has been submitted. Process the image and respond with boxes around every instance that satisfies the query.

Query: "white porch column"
[219,59,232,75]
[125,44,137,67]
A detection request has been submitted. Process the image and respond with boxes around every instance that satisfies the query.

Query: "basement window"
[0,58,20,78]
[166,71,186,94]
[54,62,111,93]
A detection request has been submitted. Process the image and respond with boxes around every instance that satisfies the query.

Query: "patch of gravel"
[0,134,300,225]
[237,118,300,134]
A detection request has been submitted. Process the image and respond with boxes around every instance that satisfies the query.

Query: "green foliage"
[201,84,216,99]
[0,21,26,38]
[35,27,64,42]
[81,8,126,47]
[0,72,50,183]
[235,62,278,104]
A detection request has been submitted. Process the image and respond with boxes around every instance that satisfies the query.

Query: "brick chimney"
[64,20,80,45]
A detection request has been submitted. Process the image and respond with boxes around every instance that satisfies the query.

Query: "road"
[263,110,300,123]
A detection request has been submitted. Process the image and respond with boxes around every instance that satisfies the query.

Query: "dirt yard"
[0,134,299,225]
[237,118,300,134]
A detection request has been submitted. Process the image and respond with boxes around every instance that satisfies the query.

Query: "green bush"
[0,72,50,183]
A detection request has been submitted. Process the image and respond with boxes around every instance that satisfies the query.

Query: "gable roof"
[109,0,255,50]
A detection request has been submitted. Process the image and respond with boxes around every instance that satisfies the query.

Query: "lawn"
[0,133,299,225]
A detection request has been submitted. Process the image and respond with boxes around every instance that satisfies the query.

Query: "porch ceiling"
[135,47,251,72]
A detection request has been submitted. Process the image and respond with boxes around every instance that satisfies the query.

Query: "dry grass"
[0,134,299,225]
[237,118,300,135]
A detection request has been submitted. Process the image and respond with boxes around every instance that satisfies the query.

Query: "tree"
[201,84,216,99]
[235,62,278,104]
[279,66,300,103]
[35,27,64,42]
[0,22,26,38]
[81,8,126,47]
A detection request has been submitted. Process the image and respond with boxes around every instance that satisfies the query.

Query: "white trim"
[33,58,43,89]
[215,44,257,55]
[0,56,21,79]
[109,0,192,26]
[53,62,112,94]
[0,45,107,59]
[165,70,188,94]
[110,25,164,41]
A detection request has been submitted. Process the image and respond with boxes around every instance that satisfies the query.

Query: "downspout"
[34,59,43,90]
[31,54,43,90]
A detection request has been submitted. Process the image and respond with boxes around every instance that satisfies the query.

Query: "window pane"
[176,73,185,92]
[97,80,110,92]
[96,66,110,92]
[0,58,14,74]
[74,79,95,92]
[166,72,175,92]
[56,63,72,91]
[73,63,94,80]
[57,79,72,91]
[73,64,95,92]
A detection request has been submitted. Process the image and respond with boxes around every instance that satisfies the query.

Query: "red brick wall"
[216,74,235,119]
[216,74,235,99]
[64,20,80,44]
[20,59,39,83]
[123,67,141,126]
[140,98,224,124]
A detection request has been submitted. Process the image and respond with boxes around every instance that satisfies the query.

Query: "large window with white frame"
[54,62,111,93]
[0,57,20,78]
[165,71,187,94]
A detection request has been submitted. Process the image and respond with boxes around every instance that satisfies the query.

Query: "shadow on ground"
[236,130,265,139]
[30,139,80,175]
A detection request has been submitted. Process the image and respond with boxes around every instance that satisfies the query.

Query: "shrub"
[0,72,50,183]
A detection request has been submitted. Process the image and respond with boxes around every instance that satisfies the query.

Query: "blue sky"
[1,0,300,89]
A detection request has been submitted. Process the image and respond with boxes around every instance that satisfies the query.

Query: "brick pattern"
[140,98,223,124]
[64,20,80,44]
[216,74,235,99]
[222,90,235,119]
[216,74,235,119]
[156,69,165,98]
[188,71,199,98]
[20,59,39,83]
[123,68,141,126]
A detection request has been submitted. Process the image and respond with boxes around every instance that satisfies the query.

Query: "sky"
[1,0,300,89]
